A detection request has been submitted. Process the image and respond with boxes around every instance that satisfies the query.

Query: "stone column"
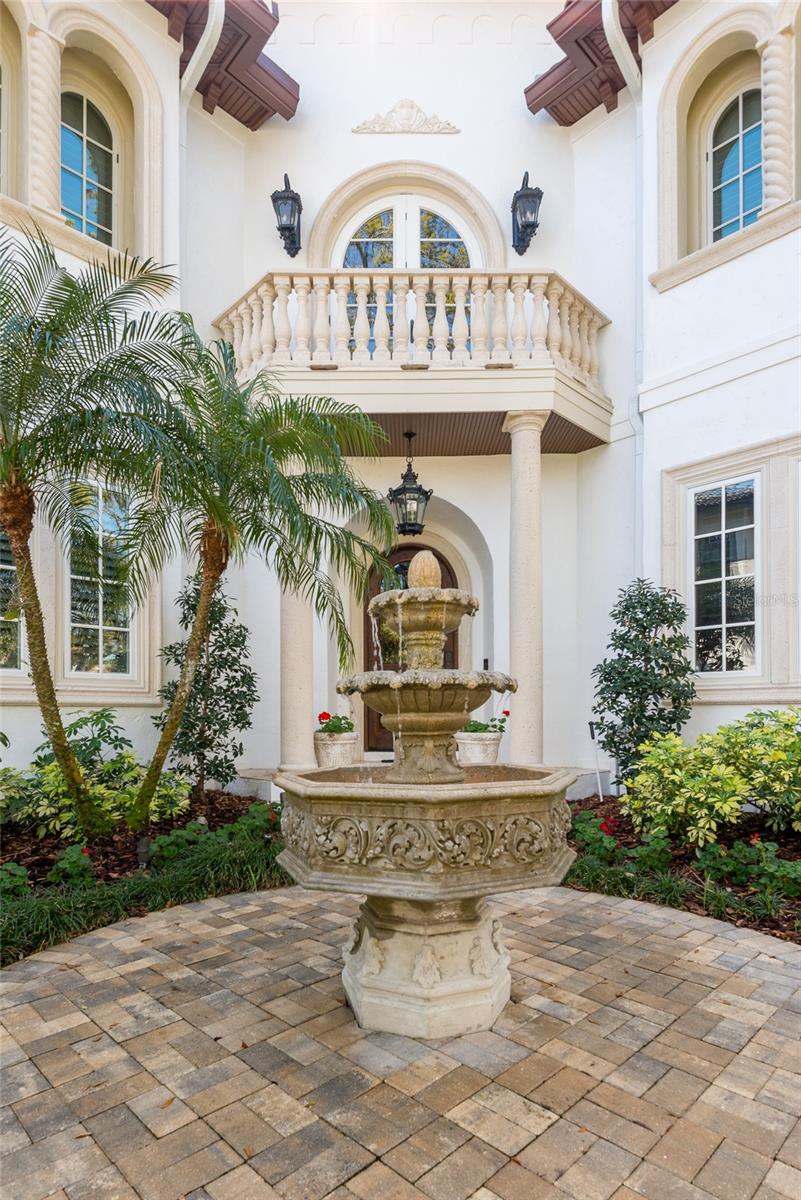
[503,411,549,765]
[279,587,315,770]
[759,25,795,212]
[27,23,63,214]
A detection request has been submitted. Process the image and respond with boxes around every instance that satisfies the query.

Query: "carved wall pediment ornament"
[352,98,460,134]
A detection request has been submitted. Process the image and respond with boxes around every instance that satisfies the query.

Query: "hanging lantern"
[387,432,432,537]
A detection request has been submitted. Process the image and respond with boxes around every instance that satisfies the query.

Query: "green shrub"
[155,577,259,795]
[0,862,30,899]
[695,840,758,886]
[712,708,801,832]
[591,579,695,782]
[623,732,748,845]
[33,709,132,769]
[47,845,97,889]
[624,708,801,846]
[626,830,673,874]
[0,837,290,965]
[149,803,279,870]
[571,812,624,864]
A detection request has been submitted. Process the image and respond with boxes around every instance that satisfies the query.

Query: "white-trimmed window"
[690,474,759,673]
[338,196,474,354]
[709,87,762,243]
[60,91,114,245]
[0,527,21,670]
[68,485,131,675]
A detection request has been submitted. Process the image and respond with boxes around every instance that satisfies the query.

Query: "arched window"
[339,197,473,353]
[710,87,762,241]
[60,91,114,245]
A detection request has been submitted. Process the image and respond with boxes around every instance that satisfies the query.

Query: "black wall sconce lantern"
[511,171,543,255]
[271,174,302,257]
[387,432,433,537]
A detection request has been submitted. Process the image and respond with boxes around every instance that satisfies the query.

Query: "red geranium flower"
[81,847,91,856]
[502,709,510,717]
[749,832,761,844]
[318,711,332,723]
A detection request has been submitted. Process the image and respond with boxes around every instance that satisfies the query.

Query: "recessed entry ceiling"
[369,412,604,457]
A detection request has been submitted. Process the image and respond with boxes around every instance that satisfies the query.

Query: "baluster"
[559,289,573,370]
[431,275,450,363]
[372,274,391,363]
[231,310,244,372]
[569,297,581,370]
[510,274,528,364]
[294,276,311,365]
[490,275,510,362]
[239,304,253,375]
[545,278,563,364]
[578,308,591,377]
[311,275,332,363]
[470,275,489,364]
[257,281,275,364]
[273,275,292,364]
[451,275,469,365]
[412,275,432,363]
[352,276,371,363]
[220,316,234,346]
[248,295,263,371]
[392,274,410,362]
[530,276,548,364]
[333,275,352,363]
[589,314,602,385]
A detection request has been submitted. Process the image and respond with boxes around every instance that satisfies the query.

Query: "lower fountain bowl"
[275,763,576,1038]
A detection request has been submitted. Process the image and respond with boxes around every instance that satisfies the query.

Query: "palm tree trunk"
[131,521,228,831]
[0,482,90,818]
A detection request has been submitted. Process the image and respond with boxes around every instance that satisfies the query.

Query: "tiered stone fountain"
[276,551,576,1038]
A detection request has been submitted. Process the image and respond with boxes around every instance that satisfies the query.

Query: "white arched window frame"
[333,194,480,355]
[332,194,482,269]
[60,88,117,246]
[707,85,763,243]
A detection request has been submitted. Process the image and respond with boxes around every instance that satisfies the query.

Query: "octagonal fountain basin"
[276,762,576,1038]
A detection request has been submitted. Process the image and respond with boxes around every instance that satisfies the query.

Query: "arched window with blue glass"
[60,91,114,245]
[710,87,762,242]
[338,197,474,355]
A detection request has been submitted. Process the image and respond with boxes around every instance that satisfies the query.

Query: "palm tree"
[0,228,189,827]
[127,338,393,829]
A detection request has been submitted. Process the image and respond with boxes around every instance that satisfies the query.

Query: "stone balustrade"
[215,269,609,395]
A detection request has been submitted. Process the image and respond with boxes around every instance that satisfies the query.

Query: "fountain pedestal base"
[342,895,511,1039]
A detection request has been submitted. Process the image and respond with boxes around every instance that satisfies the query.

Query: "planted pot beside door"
[455,708,510,765]
[314,711,359,768]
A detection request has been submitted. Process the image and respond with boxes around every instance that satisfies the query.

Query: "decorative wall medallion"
[352,98,459,135]
[469,937,490,977]
[412,944,441,988]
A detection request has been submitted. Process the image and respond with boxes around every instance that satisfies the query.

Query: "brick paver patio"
[1,886,799,1200]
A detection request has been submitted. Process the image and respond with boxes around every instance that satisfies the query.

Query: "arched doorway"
[364,544,458,753]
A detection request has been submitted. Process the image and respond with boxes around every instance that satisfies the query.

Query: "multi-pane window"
[69,486,130,674]
[692,476,757,673]
[0,527,21,670]
[711,88,762,242]
[340,201,471,355]
[60,91,113,245]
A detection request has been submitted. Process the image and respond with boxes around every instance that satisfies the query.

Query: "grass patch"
[0,838,291,965]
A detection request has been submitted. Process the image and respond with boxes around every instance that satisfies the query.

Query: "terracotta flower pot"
[314,731,359,768]
[455,731,503,765]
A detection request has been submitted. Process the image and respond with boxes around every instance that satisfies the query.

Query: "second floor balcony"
[217,268,608,389]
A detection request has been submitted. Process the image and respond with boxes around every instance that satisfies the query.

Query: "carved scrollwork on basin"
[281,802,556,873]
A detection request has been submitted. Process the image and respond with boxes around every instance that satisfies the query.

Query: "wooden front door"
[364,545,458,753]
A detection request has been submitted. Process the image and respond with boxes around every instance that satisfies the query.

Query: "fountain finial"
[407,549,441,589]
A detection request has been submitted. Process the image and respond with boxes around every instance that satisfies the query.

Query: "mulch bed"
[0,790,259,887]
[569,794,801,942]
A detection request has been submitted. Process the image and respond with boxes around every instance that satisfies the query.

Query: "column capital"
[503,410,549,436]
